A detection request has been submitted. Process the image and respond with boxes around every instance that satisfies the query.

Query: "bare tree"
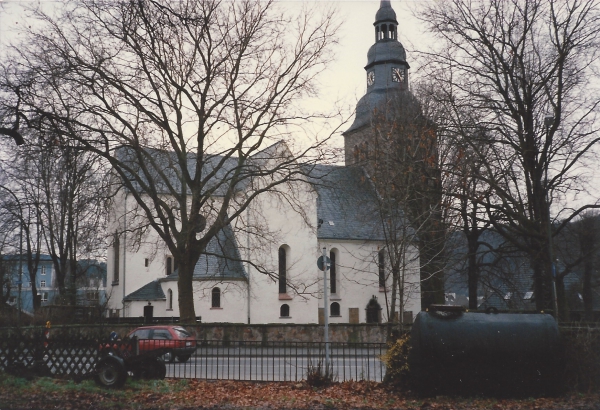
[0,0,339,321]
[419,0,600,316]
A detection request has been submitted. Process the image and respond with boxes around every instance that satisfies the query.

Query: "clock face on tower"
[392,67,405,83]
[367,70,375,86]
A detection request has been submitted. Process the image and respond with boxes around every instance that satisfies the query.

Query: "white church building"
[105,1,422,324]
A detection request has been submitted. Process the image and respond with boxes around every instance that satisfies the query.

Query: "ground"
[0,376,599,410]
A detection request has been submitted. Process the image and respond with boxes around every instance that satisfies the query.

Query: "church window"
[330,302,340,316]
[112,232,120,284]
[278,246,287,294]
[378,250,385,288]
[212,287,221,308]
[280,304,290,318]
[166,256,173,276]
[353,145,359,163]
[330,250,337,294]
[168,289,173,310]
[364,142,369,159]
[382,24,388,39]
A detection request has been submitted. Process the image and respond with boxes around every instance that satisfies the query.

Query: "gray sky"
[0,0,432,148]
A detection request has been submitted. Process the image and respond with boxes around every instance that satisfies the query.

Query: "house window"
[39,292,48,302]
[330,302,340,316]
[86,291,99,301]
[166,256,173,276]
[40,280,46,288]
[278,247,287,294]
[330,250,337,294]
[113,232,120,284]
[280,304,290,318]
[212,287,221,308]
[378,250,385,288]
[168,289,173,310]
[40,266,46,275]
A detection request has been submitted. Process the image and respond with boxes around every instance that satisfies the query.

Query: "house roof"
[161,223,247,282]
[306,164,396,241]
[124,280,166,301]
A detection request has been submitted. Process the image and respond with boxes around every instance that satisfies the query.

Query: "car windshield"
[174,327,191,338]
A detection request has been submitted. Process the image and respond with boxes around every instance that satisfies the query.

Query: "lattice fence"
[0,336,128,378]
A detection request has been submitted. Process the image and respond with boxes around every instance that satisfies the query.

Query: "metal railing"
[163,340,387,382]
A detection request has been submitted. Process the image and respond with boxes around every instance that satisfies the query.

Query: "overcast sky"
[0,0,433,148]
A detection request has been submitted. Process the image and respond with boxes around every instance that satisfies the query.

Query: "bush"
[563,326,600,392]
[306,358,337,387]
[381,333,411,388]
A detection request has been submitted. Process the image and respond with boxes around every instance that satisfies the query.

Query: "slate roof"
[124,280,166,301]
[116,147,252,197]
[162,223,246,282]
[306,164,408,241]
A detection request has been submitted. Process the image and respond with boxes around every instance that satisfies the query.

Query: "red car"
[127,325,196,363]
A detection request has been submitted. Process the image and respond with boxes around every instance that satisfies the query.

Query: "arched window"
[112,232,120,284]
[366,297,382,323]
[168,289,173,310]
[378,250,385,288]
[382,24,388,39]
[212,287,221,308]
[166,256,173,276]
[329,250,337,294]
[330,302,340,316]
[353,145,359,163]
[280,304,290,318]
[278,247,287,294]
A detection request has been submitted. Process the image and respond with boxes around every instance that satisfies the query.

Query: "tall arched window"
[212,287,221,308]
[280,304,290,318]
[378,250,385,288]
[330,302,340,316]
[167,289,173,310]
[166,256,173,276]
[278,247,287,294]
[112,232,120,284]
[330,250,337,294]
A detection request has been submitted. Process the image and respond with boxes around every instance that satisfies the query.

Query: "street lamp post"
[544,114,559,319]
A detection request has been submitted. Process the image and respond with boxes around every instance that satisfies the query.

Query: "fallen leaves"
[1,376,600,409]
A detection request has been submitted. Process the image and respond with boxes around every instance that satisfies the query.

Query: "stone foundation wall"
[0,323,400,343]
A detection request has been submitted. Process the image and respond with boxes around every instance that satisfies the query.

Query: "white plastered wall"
[319,239,421,323]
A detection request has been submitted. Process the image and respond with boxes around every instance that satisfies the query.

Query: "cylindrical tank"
[409,307,562,396]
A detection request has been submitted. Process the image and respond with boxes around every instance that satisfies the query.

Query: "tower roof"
[375,1,398,24]
[344,1,409,135]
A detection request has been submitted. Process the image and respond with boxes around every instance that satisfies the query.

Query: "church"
[106,1,434,324]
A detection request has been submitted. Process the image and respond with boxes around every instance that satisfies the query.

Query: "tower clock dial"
[392,67,405,83]
[367,70,375,86]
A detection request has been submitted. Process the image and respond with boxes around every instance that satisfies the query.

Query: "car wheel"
[94,356,127,388]
[162,350,175,363]
[177,355,191,363]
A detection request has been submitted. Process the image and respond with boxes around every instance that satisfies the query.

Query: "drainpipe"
[122,191,128,315]
[247,204,251,325]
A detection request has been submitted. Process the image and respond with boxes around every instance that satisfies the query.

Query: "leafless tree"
[419,0,600,316]
[0,0,340,321]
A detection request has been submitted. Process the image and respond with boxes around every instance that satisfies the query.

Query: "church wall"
[319,240,421,324]
[246,176,320,324]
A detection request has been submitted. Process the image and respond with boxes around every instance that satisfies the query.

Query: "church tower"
[344,1,445,311]
[343,0,410,165]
